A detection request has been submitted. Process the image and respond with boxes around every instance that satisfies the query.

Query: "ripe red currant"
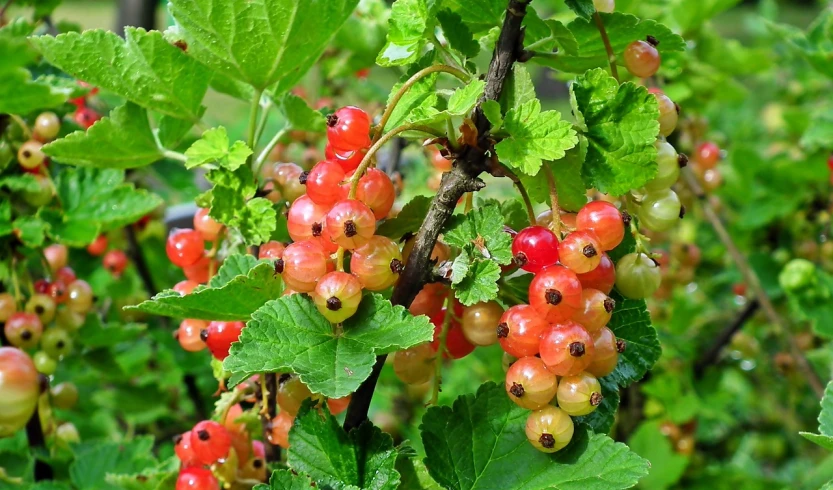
[461,301,504,346]
[0,347,40,438]
[103,249,129,276]
[191,420,232,465]
[695,141,721,169]
[615,252,661,299]
[0,293,15,322]
[576,253,615,294]
[586,326,619,377]
[326,144,366,172]
[178,319,208,352]
[44,244,68,273]
[327,106,372,153]
[623,38,660,78]
[572,288,614,333]
[525,406,574,453]
[409,283,447,317]
[430,306,475,359]
[183,256,218,284]
[202,321,244,360]
[174,431,201,467]
[73,107,100,129]
[306,160,346,206]
[174,280,200,296]
[529,265,583,323]
[504,356,558,410]
[645,140,680,191]
[312,271,363,323]
[354,168,395,220]
[556,371,603,416]
[350,236,403,291]
[575,201,626,252]
[17,140,46,170]
[429,147,452,172]
[281,239,333,292]
[327,394,352,415]
[277,376,315,416]
[259,241,286,260]
[86,235,108,256]
[25,294,56,324]
[511,226,559,273]
[286,195,337,252]
[650,90,678,137]
[326,199,376,250]
[393,343,435,385]
[539,321,594,376]
[267,411,293,449]
[497,305,549,358]
[166,229,205,268]
[638,188,682,232]
[193,208,223,242]
[558,230,602,274]
[176,467,220,490]
[47,279,69,304]
[33,112,61,142]
[4,313,43,349]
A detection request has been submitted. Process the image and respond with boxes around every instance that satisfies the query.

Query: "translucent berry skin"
[557,371,603,416]
[203,321,244,360]
[350,236,403,291]
[51,381,79,410]
[306,160,346,206]
[313,271,363,323]
[21,174,52,206]
[178,319,208,352]
[497,305,549,358]
[327,106,372,152]
[47,279,69,304]
[193,208,223,242]
[66,280,94,314]
[326,199,376,250]
[277,376,314,416]
[56,308,84,332]
[166,228,205,268]
[695,141,721,169]
[4,313,43,349]
[615,253,661,299]
[176,467,220,490]
[326,144,366,172]
[25,294,56,324]
[558,230,603,274]
[273,162,306,203]
[504,356,558,410]
[73,107,101,129]
[259,241,286,260]
[174,280,200,296]
[430,147,452,172]
[327,394,352,415]
[525,406,574,453]
[645,140,680,191]
[576,253,615,294]
[43,244,68,272]
[174,431,201,467]
[86,234,108,256]
[0,347,40,438]
[183,256,217,284]
[575,201,625,252]
[355,168,395,219]
[17,140,46,169]
[587,326,619,377]
[529,265,583,323]
[34,112,61,142]
[539,321,595,376]
[623,40,660,78]
[512,226,559,273]
[393,343,435,384]
[191,420,232,465]
[430,307,475,359]
[41,328,73,358]
[572,289,614,333]
[33,351,57,375]
[287,195,337,252]
[103,250,129,276]
[0,293,15,322]
[461,301,504,347]
[282,240,332,292]
[409,283,447,317]
[267,411,293,449]
[652,92,678,137]
[639,188,682,232]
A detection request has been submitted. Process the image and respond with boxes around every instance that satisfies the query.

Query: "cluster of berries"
[68,82,101,129]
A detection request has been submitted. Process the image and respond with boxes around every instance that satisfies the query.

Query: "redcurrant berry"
[65,280,93,314]
[313,271,363,323]
[273,162,306,203]
[47,279,69,304]
[0,347,40,438]
[56,308,85,331]
[327,106,372,153]
[259,241,286,260]
[558,230,603,274]
[651,91,678,137]
[44,244,68,272]
[355,168,395,220]
[572,288,614,333]
[193,208,223,242]
[202,321,244,360]
[33,351,57,375]
[461,301,504,346]
[350,236,403,291]
[277,376,314,416]
[176,467,219,490]
[103,249,129,276]
[56,266,76,285]
[505,356,558,410]
[525,406,574,453]
[306,160,346,206]
[645,140,680,191]
[408,283,447,317]
[41,328,73,358]
[0,293,15,322]
[33,112,61,142]
[586,326,619,377]
[511,226,559,273]
[327,394,351,415]
[178,319,208,352]
[556,371,603,416]
[281,240,333,292]
[25,294,56,324]
[623,39,660,78]
[497,305,549,358]
[430,306,475,359]
[166,229,205,268]
[191,420,232,465]
[174,280,200,296]
[326,199,376,250]
[576,253,615,294]
[638,188,681,232]
[539,320,594,376]
[184,256,219,284]
[393,343,435,385]
[17,140,45,170]
[287,195,337,252]
[267,411,293,449]
[4,313,43,349]
[73,107,100,129]
[174,431,201,467]
[429,147,452,172]
[695,141,721,169]
[575,201,626,251]
[529,265,583,323]
[326,144,366,172]
[50,381,79,410]
[615,252,661,299]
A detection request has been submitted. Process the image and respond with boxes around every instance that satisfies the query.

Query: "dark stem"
[124,225,157,297]
[26,378,53,481]
[343,0,531,432]
[262,373,281,462]
[593,12,619,82]
[693,299,760,379]
[377,137,406,175]
[183,374,207,420]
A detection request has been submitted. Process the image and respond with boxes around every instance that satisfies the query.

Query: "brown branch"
[343,0,532,431]
[693,299,760,379]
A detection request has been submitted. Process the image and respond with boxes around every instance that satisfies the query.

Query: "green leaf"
[33,28,210,120]
[767,13,833,80]
[223,294,433,397]
[628,421,690,489]
[420,382,649,489]
[204,166,258,225]
[801,108,833,152]
[382,53,440,132]
[801,380,833,450]
[0,174,40,193]
[443,0,506,35]
[534,13,686,74]
[377,0,439,66]
[454,259,501,306]
[210,254,265,287]
[494,99,578,176]
[395,450,442,490]
[564,0,595,21]
[279,93,327,133]
[255,470,317,490]
[127,259,283,321]
[499,65,535,114]
[43,103,163,169]
[606,289,661,387]
[376,195,433,240]
[481,100,503,129]
[103,458,179,490]
[170,0,359,91]
[78,315,146,348]
[236,197,277,246]
[518,138,589,212]
[571,68,659,195]
[13,215,48,246]
[0,30,69,112]
[410,80,486,127]
[288,404,400,489]
[184,126,252,171]
[444,202,513,265]
[527,19,578,55]
[69,437,158,490]
[437,10,480,59]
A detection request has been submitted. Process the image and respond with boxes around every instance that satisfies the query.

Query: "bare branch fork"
[343,0,532,431]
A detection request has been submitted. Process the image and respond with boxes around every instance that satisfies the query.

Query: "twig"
[124,225,157,296]
[500,165,536,225]
[26,378,53,481]
[681,169,824,397]
[429,293,455,405]
[343,0,532,432]
[261,373,281,462]
[543,165,561,237]
[254,127,289,174]
[693,299,760,379]
[593,12,619,82]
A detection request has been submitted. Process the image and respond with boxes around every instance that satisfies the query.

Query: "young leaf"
[126,259,283,321]
[288,404,400,489]
[410,80,486,127]
[279,93,327,133]
[517,138,589,212]
[33,28,211,120]
[454,259,501,306]
[420,382,650,489]
[236,197,277,246]
[494,99,578,176]
[12,215,48,246]
[443,0,506,35]
[800,381,833,450]
[382,53,440,132]
[169,0,359,91]
[437,10,480,59]
[564,0,595,21]
[43,103,164,169]
[499,65,536,113]
[571,68,659,195]
[444,202,513,265]
[255,470,317,490]
[481,99,503,129]
[69,437,158,490]
[377,0,439,66]
[0,174,40,193]
[223,294,433,397]
[376,195,433,240]
[184,127,252,171]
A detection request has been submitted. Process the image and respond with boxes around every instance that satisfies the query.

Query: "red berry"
[408,283,447,317]
[277,376,314,416]
[430,306,474,359]
[190,420,232,465]
[312,271,363,323]
[327,106,372,153]
[259,241,286,260]
[576,253,615,294]
[512,226,559,273]
[267,411,293,449]
[287,195,337,253]
[623,39,660,78]
[350,236,403,291]
[539,321,594,376]
[354,168,395,220]
[0,347,40,438]
[505,356,558,410]
[572,288,614,333]
[393,343,435,385]
[281,240,333,292]
[326,144,366,172]
[429,147,452,172]
[497,305,548,358]
[575,201,626,252]
[558,230,603,274]
[174,431,200,467]
[193,208,223,242]
[166,229,205,268]
[460,301,504,347]
[529,265,583,323]
[306,160,346,206]
[103,250,129,276]
[203,321,244,361]
[47,279,69,304]
[325,199,376,250]
[695,141,721,169]
[56,266,77,285]
[327,394,352,415]
[44,244,68,272]
[178,319,207,352]
[4,313,43,349]
[174,280,200,296]
[33,279,50,294]
[73,107,101,129]
[182,255,218,284]
[86,235,108,256]
[586,326,619,377]
[176,467,219,490]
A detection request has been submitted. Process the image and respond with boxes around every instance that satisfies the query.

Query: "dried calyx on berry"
[545,289,563,305]
[569,341,585,357]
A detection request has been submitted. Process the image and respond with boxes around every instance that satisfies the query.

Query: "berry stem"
[372,64,470,144]
[429,292,455,406]
[162,150,187,162]
[446,117,458,150]
[464,191,473,213]
[543,164,562,238]
[348,123,445,199]
[254,127,290,175]
[593,12,620,82]
[9,114,31,139]
[681,169,825,398]
[498,164,536,225]
[693,298,760,379]
[10,257,22,308]
[335,247,345,272]
[247,88,264,165]
[432,35,471,78]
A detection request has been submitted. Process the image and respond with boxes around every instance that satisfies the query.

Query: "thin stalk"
[500,164,536,225]
[349,123,445,199]
[253,99,273,146]
[542,165,562,238]
[163,150,187,162]
[429,292,455,405]
[248,89,264,158]
[254,127,289,175]
[446,118,458,149]
[528,51,559,60]
[432,35,470,77]
[9,114,31,139]
[593,12,620,82]
[372,64,470,143]
[464,192,473,213]
[335,247,345,272]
